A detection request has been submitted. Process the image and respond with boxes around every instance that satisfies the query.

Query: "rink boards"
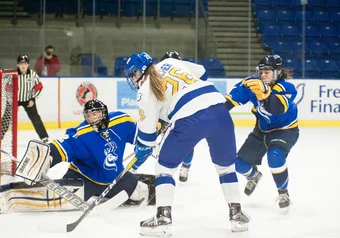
[17,77,340,130]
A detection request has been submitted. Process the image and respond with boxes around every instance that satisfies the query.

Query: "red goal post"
[0,69,18,179]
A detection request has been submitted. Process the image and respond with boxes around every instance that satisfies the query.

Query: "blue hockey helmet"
[124,52,153,91]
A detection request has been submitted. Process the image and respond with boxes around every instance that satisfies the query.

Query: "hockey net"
[0,70,18,183]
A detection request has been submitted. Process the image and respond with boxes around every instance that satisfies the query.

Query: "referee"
[17,54,49,142]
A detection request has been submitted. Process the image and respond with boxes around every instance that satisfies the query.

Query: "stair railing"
[197,0,218,59]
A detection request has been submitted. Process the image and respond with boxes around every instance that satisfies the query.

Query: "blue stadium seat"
[308,0,327,11]
[84,0,104,15]
[295,11,314,26]
[331,12,340,26]
[160,0,175,17]
[24,0,40,12]
[304,59,320,78]
[174,0,193,17]
[309,42,329,59]
[271,41,292,58]
[96,57,108,76]
[304,25,320,43]
[183,57,201,64]
[202,58,225,77]
[256,10,277,30]
[284,58,302,78]
[329,43,340,60]
[327,0,340,12]
[281,25,301,42]
[291,0,304,11]
[272,0,291,11]
[319,59,339,79]
[319,26,339,44]
[103,1,119,15]
[313,11,331,26]
[262,25,281,47]
[291,42,309,60]
[262,25,281,35]
[80,55,107,76]
[144,0,158,17]
[80,55,93,76]
[114,56,129,77]
[121,0,140,16]
[284,58,299,70]
[57,0,78,14]
[276,10,295,26]
[253,0,273,12]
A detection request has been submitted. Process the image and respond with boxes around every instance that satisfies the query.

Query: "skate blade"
[278,205,290,215]
[140,225,172,237]
[230,221,249,233]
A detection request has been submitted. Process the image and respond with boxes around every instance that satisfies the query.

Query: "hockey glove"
[133,141,153,170]
[157,119,170,135]
[244,79,272,100]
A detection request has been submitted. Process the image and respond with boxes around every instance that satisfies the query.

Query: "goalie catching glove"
[15,140,52,185]
[243,79,272,100]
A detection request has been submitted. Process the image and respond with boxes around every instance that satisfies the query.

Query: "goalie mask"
[83,99,109,131]
[256,54,283,84]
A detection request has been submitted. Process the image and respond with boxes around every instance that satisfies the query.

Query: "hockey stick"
[0,148,135,213]
[39,155,138,233]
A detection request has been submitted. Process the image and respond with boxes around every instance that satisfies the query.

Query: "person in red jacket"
[34,45,61,76]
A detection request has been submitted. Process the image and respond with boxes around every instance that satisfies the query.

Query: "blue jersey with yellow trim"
[50,111,137,184]
[226,76,298,132]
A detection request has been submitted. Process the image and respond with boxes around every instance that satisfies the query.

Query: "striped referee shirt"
[18,69,43,102]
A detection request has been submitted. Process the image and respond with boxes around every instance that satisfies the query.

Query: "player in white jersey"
[124,52,249,236]
[159,51,208,182]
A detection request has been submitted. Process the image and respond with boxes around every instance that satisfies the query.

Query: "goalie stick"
[38,155,138,233]
[0,148,94,211]
[0,148,135,213]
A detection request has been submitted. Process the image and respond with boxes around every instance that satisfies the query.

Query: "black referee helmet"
[17,54,30,63]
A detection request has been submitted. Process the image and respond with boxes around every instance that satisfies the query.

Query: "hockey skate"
[179,166,189,182]
[244,170,262,196]
[277,189,291,214]
[140,206,172,237]
[229,203,249,232]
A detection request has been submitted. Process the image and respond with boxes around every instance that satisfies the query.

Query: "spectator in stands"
[34,45,61,76]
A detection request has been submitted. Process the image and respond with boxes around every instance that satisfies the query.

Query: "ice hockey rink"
[1,126,340,238]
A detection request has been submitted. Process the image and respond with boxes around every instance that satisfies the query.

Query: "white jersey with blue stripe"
[136,58,226,146]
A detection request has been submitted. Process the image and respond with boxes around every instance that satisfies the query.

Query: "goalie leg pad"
[0,178,84,213]
[130,181,149,205]
[137,174,156,205]
[15,140,52,185]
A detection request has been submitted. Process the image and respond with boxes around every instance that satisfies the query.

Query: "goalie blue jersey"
[50,111,137,184]
[226,76,298,132]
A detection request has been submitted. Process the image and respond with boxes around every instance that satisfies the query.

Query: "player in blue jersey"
[0,99,155,213]
[124,52,249,236]
[225,55,299,212]
[159,51,202,183]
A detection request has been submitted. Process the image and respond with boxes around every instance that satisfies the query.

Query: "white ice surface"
[1,127,340,238]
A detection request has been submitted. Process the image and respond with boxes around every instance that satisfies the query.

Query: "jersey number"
[162,68,197,95]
